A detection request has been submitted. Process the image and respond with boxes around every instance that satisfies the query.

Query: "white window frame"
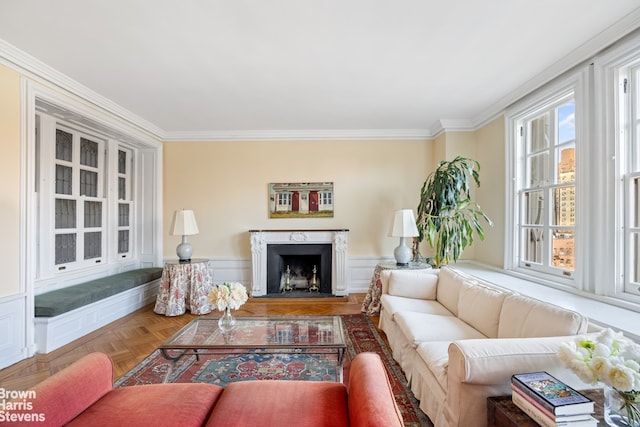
[506,31,640,309]
[36,112,141,279]
[594,34,640,304]
[505,70,589,290]
[37,115,110,275]
[115,146,134,260]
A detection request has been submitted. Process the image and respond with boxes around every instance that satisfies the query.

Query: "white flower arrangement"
[558,328,640,391]
[208,282,248,311]
[558,328,640,424]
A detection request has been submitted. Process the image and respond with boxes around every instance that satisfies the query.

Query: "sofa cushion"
[205,380,349,427]
[416,341,450,391]
[498,293,588,338]
[436,267,469,315]
[380,294,454,318]
[457,280,509,338]
[395,311,486,347]
[35,268,163,317]
[67,383,224,427]
[387,270,439,299]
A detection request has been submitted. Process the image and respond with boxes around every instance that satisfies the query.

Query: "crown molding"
[162,128,433,142]
[3,7,640,143]
[0,39,165,142]
[429,119,476,138]
[472,7,640,129]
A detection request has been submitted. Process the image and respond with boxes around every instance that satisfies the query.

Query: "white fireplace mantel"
[249,229,349,296]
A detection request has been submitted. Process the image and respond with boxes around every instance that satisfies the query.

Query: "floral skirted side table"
[154,259,213,316]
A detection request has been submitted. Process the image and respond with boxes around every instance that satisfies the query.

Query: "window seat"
[35,268,163,317]
[34,267,163,353]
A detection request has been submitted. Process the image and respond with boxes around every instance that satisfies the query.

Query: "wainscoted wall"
[0,294,29,369]
[201,256,386,295]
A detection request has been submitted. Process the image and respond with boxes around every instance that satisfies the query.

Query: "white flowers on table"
[558,328,640,426]
[558,328,640,392]
[208,282,248,311]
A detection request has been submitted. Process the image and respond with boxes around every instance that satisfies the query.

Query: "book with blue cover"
[511,371,594,416]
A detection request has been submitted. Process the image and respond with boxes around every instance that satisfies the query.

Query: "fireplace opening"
[266,244,332,295]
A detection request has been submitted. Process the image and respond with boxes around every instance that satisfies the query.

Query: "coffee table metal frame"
[158,315,347,383]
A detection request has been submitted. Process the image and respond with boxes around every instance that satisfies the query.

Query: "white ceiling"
[0,0,639,140]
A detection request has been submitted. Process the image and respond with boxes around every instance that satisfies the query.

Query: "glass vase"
[218,307,236,332]
[604,386,640,427]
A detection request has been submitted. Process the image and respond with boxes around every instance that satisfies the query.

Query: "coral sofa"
[378,266,590,427]
[6,352,402,427]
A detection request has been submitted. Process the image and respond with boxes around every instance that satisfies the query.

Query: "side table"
[361,261,431,315]
[154,259,213,316]
[487,389,605,427]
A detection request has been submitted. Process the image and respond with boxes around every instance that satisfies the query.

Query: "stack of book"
[511,372,597,427]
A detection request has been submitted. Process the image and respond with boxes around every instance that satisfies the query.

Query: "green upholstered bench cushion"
[35,267,163,317]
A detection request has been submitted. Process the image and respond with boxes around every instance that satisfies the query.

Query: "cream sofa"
[378,266,590,427]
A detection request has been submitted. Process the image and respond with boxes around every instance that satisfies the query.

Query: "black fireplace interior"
[266,244,332,294]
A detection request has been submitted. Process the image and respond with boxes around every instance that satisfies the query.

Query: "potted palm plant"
[416,156,493,267]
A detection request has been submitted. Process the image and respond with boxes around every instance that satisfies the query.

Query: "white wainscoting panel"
[207,258,252,286]
[347,257,392,293]
[0,294,28,370]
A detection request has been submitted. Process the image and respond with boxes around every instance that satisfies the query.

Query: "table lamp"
[389,209,419,266]
[170,209,199,263]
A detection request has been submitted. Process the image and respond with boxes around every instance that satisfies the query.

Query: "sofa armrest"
[441,335,594,427]
[13,353,114,427]
[449,335,586,384]
[348,352,404,427]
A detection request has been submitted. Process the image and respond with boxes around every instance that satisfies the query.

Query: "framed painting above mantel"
[268,182,334,219]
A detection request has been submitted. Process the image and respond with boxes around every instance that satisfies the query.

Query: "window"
[37,113,136,275]
[117,148,133,258]
[53,125,106,268]
[617,54,640,299]
[514,94,576,279]
[506,31,640,307]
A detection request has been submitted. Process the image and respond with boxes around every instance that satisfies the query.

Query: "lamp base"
[394,237,412,266]
[176,236,193,263]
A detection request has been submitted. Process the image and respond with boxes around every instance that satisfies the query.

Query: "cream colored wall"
[473,116,506,267]
[430,123,505,267]
[163,139,433,259]
[422,131,479,261]
[0,65,22,298]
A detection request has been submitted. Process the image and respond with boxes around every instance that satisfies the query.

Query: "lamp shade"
[170,210,199,236]
[389,209,419,237]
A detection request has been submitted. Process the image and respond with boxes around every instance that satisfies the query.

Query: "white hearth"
[249,229,349,296]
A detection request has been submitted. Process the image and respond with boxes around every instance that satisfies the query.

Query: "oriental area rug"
[115,313,432,427]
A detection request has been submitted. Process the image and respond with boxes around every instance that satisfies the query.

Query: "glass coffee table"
[159,315,347,383]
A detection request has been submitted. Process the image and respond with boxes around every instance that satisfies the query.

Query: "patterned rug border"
[115,313,432,426]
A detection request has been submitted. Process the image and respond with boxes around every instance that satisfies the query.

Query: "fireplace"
[267,244,332,294]
[249,230,349,297]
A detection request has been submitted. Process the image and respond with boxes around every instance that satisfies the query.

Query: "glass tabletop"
[160,315,346,350]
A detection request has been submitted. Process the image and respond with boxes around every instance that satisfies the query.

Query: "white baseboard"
[34,279,159,354]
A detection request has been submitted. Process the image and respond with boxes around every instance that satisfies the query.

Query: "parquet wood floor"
[0,294,380,391]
